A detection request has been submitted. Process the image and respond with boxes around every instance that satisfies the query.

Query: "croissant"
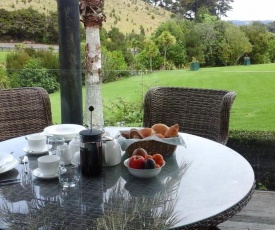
[138,128,155,138]
[151,123,169,135]
[164,124,179,138]
[156,133,165,138]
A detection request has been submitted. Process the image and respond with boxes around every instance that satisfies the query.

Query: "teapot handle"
[103,142,109,165]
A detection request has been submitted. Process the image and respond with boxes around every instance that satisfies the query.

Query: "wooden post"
[57,0,83,125]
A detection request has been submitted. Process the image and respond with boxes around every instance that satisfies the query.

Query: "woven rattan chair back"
[143,87,236,145]
[0,87,53,141]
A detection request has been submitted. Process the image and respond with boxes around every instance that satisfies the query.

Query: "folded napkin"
[116,131,186,151]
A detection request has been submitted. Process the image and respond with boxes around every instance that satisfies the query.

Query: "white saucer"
[32,167,66,179]
[0,151,14,167]
[0,158,19,174]
[23,145,52,155]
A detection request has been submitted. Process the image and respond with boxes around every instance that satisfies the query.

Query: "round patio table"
[0,127,255,229]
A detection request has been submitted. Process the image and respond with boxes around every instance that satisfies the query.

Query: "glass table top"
[0,127,255,229]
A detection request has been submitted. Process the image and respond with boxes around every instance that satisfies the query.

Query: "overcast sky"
[222,0,274,21]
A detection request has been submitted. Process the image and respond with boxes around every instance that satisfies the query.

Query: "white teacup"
[38,155,60,176]
[26,133,47,152]
[57,145,73,165]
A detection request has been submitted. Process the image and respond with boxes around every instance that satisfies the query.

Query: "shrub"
[101,48,128,83]
[5,49,60,92]
[18,59,59,93]
[6,51,31,75]
[227,129,275,191]
[134,50,162,70]
[34,50,60,84]
[0,66,9,89]
[104,97,143,127]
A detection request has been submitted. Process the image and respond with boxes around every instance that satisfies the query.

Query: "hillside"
[0,0,171,36]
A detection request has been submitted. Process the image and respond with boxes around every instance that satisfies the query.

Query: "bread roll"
[164,124,179,138]
[138,128,155,138]
[120,131,130,139]
[151,123,169,135]
[129,128,143,139]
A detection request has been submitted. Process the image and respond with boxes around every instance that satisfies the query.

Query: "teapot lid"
[79,129,104,142]
[103,135,114,143]
[69,136,80,144]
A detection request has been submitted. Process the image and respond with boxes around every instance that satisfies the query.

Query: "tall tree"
[143,38,160,72]
[218,23,252,66]
[241,22,271,64]
[157,31,176,69]
[79,0,106,128]
[149,0,233,20]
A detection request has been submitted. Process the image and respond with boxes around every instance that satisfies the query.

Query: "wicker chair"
[143,86,237,145]
[0,87,52,141]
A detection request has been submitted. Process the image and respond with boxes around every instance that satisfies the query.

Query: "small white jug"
[69,136,80,156]
[102,136,121,167]
[57,145,73,165]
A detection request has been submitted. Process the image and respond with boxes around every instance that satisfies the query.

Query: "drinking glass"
[58,162,80,188]
[47,136,65,155]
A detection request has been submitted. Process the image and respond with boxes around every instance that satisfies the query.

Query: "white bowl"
[43,124,86,141]
[124,158,165,178]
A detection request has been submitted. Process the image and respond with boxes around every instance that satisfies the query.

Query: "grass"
[50,63,275,131]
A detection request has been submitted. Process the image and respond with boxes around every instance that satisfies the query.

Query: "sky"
[222,0,275,21]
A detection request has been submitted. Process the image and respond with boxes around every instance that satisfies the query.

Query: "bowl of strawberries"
[124,148,165,178]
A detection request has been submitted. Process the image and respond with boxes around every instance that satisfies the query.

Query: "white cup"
[38,155,60,176]
[27,133,47,152]
[57,145,73,165]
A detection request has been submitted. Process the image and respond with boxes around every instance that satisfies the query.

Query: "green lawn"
[50,63,275,131]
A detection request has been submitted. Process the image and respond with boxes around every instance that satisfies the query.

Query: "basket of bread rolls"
[117,123,185,156]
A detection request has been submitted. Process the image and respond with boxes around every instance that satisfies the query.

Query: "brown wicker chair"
[143,86,237,145]
[0,87,53,141]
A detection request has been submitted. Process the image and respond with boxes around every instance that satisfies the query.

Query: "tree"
[79,0,106,128]
[149,0,233,20]
[0,8,58,44]
[194,22,217,66]
[183,20,205,63]
[157,31,176,69]
[153,20,186,68]
[267,21,275,33]
[101,47,128,83]
[216,0,234,19]
[241,22,271,64]
[196,6,219,23]
[218,23,252,66]
[268,35,275,63]
[143,39,160,71]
